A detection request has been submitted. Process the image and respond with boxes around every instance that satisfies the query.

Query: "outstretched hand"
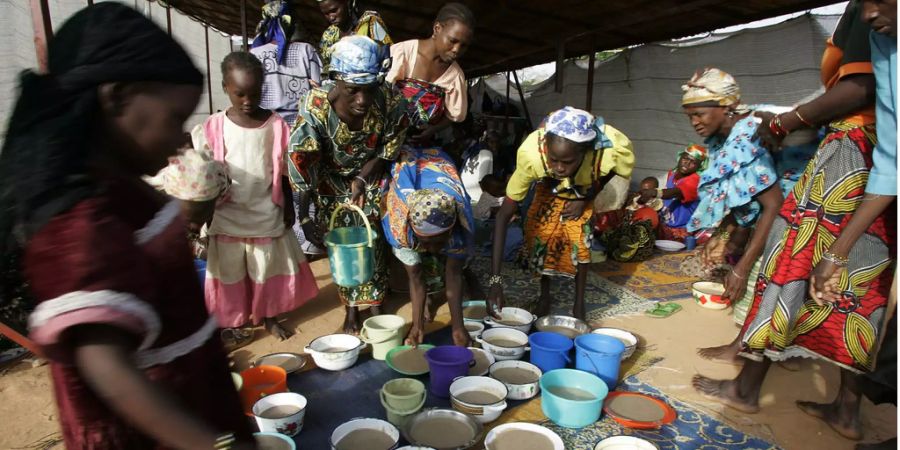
[486,283,505,320]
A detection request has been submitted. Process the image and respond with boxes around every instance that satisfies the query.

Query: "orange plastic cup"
[239,365,288,415]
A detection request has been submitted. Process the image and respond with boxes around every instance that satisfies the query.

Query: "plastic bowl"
[692,281,729,310]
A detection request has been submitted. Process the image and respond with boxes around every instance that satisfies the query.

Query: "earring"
[726,111,735,118]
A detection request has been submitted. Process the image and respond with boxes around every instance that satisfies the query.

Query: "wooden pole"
[165,4,172,35]
[555,41,565,93]
[205,26,213,114]
[29,0,52,73]
[241,0,248,51]
[504,71,511,134]
[86,0,93,5]
[0,321,43,358]
[511,70,534,131]
[585,51,596,112]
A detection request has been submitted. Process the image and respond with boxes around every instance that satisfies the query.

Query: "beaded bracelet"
[214,433,236,450]
[822,251,849,267]
[489,274,503,286]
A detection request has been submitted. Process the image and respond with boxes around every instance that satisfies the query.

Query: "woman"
[317,0,392,72]
[0,4,254,449]
[639,144,707,241]
[288,36,409,333]
[487,107,635,320]
[383,147,475,347]
[694,2,894,441]
[676,68,814,363]
[386,2,474,145]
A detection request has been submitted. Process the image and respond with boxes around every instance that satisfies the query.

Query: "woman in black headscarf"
[0,4,254,449]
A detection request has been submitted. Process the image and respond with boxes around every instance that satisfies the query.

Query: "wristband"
[489,274,503,286]
[822,251,849,267]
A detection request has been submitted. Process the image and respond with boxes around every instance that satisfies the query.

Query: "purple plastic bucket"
[424,346,474,398]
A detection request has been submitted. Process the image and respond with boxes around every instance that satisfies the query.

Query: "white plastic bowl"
[468,347,496,376]
[476,328,530,361]
[594,436,658,450]
[449,376,509,424]
[486,423,564,450]
[330,417,400,450]
[591,328,638,360]
[483,307,536,334]
[304,334,365,371]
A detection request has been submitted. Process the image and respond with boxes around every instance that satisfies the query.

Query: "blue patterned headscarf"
[330,35,390,86]
[543,106,614,153]
[251,0,292,63]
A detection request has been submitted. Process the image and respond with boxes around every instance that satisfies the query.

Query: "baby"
[627,177,663,212]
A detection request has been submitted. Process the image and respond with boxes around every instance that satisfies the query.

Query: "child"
[0,4,254,448]
[637,145,707,241]
[198,52,319,340]
[626,177,663,213]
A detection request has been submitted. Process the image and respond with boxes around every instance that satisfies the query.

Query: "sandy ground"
[0,258,895,449]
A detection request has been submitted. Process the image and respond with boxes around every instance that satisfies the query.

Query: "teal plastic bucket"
[539,369,607,428]
[324,203,377,288]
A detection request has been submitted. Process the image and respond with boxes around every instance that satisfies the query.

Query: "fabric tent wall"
[477,13,840,185]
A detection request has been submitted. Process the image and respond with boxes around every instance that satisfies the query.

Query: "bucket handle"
[328,202,374,248]
[380,387,427,416]
[359,327,401,345]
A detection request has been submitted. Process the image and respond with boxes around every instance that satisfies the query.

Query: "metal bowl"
[534,315,591,339]
[254,352,307,374]
[403,408,483,450]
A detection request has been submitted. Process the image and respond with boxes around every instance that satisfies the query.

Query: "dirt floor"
[0,258,895,449]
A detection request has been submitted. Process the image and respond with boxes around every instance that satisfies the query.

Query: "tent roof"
[161,0,839,77]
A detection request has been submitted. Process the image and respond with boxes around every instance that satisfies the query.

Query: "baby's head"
[639,177,659,191]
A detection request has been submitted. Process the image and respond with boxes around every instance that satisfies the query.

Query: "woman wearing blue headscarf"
[288,35,409,333]
[487,107,635,320]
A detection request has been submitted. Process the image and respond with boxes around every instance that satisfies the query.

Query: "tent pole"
[504,70,511,132]
[29,0,52,73]
[511,70,533,131]
[585,50,595,111]
[205,25,213,114]
[555,41,565,93]
[241,0,248,51]
[165,4,172,35]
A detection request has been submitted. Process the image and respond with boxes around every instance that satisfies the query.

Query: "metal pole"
[241,0,248,51]
[205,26,213,114]
[585,51,596,111]
[29,0,52,73]
[87,0,93,5]
[165,5,172,35]
[555,41,565,93]
[504,71,511,134]
[511,70,534,131]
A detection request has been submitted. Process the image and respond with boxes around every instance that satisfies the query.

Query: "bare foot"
[264,318,294,341]
[796,400,863,440]
[857,438,897,450]
[692,374,760,413]
[343,307,361,335]
[697,338,742,363]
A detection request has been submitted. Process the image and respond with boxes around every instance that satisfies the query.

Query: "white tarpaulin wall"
[472,13,841,184]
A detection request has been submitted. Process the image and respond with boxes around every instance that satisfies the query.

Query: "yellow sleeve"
[598,124,635,179]
[505,130,544,202]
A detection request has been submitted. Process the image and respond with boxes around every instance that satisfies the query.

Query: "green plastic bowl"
[385,344,436,376]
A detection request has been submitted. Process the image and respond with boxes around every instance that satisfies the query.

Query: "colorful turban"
[162,148,230,202]
[407,188,458,236]
[545,106,596,143]
[330,35,390,85]
[251,0,292,63]
[681,68,749,113]
[677,144,709,172]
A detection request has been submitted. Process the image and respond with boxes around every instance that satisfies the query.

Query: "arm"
[811,194,896,303]
[723,184,784,301]
[445,257,470,347]
[487,198,518,316]
[281,176,295,228]
[72,325,249,450]
[404,262,427,346]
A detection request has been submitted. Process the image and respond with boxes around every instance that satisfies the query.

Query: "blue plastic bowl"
[539,368,608,428]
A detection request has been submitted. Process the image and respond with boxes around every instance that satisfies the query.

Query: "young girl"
[0,4,254,449]
[198,52,318,341]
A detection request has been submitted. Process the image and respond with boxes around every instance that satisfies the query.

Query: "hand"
[283,206,296,229]
[309,79,320,89]
[810,259,844,306]
[752,111,784,152]
[486,283,505,319]
[723,268,748,302]
[639,188,658,204]
[562,199,588,220]
[349,178,366,208]
[451,324,472,347]
[702,236,727,267]
[302,221,324,249]
[404,324,425,347]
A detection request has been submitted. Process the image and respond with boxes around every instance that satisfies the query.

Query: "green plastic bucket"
[324,203,377,288]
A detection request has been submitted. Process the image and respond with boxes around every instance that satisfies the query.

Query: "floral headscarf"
[330,35,390,85]
[677,144,709,172]
[681,68,749,113]
[162,148,230,202]
[251,0,292,63]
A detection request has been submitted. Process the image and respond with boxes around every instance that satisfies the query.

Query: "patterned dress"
[739,2,895,373]
[288,84,409,306]
[319,11,392,73]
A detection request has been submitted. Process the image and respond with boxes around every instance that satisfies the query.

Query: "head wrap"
[0,3,203,273]
[330,35,390,85]
[545,106,597,143]
[407,188,458,236]
[162,149,230,202]
[677,144,709,172]
[251,0,293,64]
[681,68,749,113]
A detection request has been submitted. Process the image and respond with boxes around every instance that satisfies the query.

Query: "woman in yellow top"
[487,107,635,320]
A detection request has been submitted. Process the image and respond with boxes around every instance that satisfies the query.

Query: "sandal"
[645,302,682,318]
[220,328,253,352]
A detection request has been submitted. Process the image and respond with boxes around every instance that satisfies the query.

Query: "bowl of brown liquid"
[254,432,296,450]
[484,422,564,450]
[483,307,536,334]
[330,418,399,450]
[535,315,591,339]
[488,360,542,400]
[403,408,483,450]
